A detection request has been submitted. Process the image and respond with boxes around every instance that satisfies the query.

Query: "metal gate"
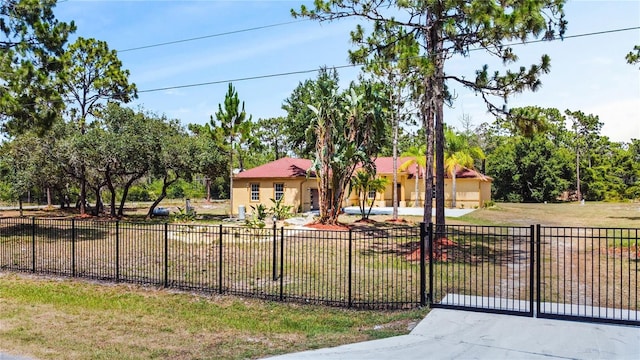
[537,225,639,325]
[427,223,639,326]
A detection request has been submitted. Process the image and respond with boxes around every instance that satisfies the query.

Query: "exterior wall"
[233,178,311,215]
[234,174,492,214]
[479,181,492,207]
[443,178,492,209]
[345,174,401,208]
[378,175,492,209]
[402,175,424,207]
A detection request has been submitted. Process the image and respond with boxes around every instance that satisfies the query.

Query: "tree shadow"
[608,216,640,221]
[0,222,109,242]
[356,225,531,266]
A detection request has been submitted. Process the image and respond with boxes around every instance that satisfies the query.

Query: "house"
[232,157,492,215]
[233,157,318,214]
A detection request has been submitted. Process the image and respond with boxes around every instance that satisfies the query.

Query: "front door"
[310,189,319,210]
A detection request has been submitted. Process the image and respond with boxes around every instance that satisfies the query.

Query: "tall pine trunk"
[391,94,399,219]
[451,170,457,208]
[414,163,420,207]
[229,143,234,218]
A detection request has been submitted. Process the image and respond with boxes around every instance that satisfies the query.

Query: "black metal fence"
[0,218,638,325]
[0,217,422,309]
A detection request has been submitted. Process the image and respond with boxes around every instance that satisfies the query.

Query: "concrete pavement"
[0,353,31,360]
[266,308,640,359]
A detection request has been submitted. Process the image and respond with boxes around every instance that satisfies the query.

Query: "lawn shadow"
[608,216,640,221]
[355,225,531,266]
[0,221,109,242]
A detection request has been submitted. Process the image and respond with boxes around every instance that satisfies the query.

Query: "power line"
[117,19,309,53]
[137,25,640,94]
[139,64,356,93]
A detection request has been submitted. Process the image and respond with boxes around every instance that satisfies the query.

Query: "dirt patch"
[304,223,350,231]
[385,218,408,224]
[354,219,377,224]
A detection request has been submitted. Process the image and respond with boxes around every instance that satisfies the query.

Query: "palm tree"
[399,145,427,207]
[349,170,388,220]
[444,128,485,208]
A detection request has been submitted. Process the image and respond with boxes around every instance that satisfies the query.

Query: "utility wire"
[117,19,309,53]
[138,26,640,94]
[140,64,356,93]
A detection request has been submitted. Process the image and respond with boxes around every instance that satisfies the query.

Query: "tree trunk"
[360,189,367,220]
[147,176,175,219]
[414,164,420,207]
[79,165,87,215]
[205,177,211,202]
[108,183,117,217]
[576,150,581,201]
[105,169,117,217]
[229,143,234,218]
[391,82,399,220]
[46,187,52,208]
[451,169,457,208]
[431,9,446,228]
[422,80,435,225]
[92,186,103,216]
[19,198,23,217]
[118,173,145,217]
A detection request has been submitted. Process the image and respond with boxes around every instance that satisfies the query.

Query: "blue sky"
[56,0,639,143]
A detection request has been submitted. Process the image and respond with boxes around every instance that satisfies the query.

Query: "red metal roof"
[375,157,416,176]
[234,157,314,179]
[375,157,491,181]
[235,156,491,181]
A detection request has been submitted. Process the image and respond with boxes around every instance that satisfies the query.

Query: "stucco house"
[232,157,492,214]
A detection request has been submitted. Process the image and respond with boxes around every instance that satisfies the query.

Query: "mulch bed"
[304,223,351,231]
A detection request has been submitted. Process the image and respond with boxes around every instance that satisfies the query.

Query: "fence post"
[279,227,284,301]
[218,224,223,294]
[71,218,76,277]
[31,217,36,273]
[115,221,120,282]
[529,224,535,316]
[272,223,277,281]
[419,222,426,306]
[164,223,168,288]
[348,228,353,308]
[536,224,541,317]
[428,222,434,305]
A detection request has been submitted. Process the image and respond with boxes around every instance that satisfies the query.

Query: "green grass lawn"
[0,273,427,360]
[453,202,640,228]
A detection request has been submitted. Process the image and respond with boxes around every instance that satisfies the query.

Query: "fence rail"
[0,217,638,324]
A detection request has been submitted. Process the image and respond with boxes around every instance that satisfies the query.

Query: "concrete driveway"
[266,308,640,359]
[343,206,475,217]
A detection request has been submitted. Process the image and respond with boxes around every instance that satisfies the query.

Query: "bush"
[127,186,152,202]
[246,204,268,228]
[171,207,196,223]
[269,197,293,220]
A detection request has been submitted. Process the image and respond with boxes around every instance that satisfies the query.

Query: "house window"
[368,189,377,200]
[250,183,260,201]
[274,183,284,201]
